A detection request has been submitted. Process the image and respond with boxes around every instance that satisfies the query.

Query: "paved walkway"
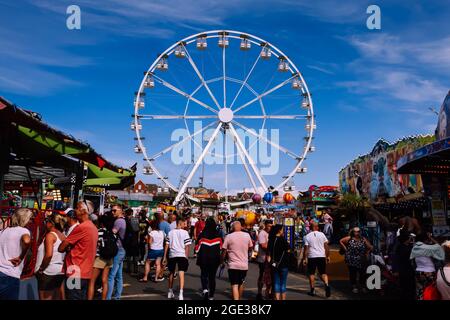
[120,256,351,300]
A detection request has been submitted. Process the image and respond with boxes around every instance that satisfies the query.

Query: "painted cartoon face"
[438,111,447,139]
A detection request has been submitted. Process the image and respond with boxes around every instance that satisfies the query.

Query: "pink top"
[223,231,253,270]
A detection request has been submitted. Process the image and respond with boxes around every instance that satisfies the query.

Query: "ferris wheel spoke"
[229,53,261,109]
[183,44,222,110]
[228,123,268,191]
[233,75,296,114]
[231,130,259,194]
[174,123,222,203]
[233,115,307,120]
[232,120,301,160]
[139,115,217,120]
[222,45,226,108]
[149,121,218,160]
[152,74,218,114]
[224,129,228,201]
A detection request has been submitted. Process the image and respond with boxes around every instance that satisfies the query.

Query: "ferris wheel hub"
[218,107,234,123]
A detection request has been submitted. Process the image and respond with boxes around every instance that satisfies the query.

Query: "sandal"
[138,279,148,283]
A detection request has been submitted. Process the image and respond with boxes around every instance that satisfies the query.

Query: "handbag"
[423,282,441,300]
[271,238,286,269]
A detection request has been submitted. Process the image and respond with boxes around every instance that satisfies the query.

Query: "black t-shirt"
[268,236,290,269]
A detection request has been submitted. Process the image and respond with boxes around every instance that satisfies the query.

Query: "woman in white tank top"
[35,213,67,300]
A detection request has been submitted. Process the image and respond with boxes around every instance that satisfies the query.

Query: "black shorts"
[228,269,247,286]
[307,257,327,275]
[37,273,65,291]
[168,257,189,273]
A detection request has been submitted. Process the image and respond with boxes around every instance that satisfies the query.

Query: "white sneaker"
[179,292,184,300]
[168,290,175,299]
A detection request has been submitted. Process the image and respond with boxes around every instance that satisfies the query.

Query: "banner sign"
[284,218,294,249]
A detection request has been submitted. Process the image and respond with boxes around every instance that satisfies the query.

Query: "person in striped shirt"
[195,218,223,300]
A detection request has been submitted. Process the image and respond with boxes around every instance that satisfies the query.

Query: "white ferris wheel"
[132,30,316,205]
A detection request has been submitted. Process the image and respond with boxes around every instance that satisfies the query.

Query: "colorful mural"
[436,90,450,141]
[339,135,435,201]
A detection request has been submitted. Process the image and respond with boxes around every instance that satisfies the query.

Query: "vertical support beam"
[72,161,84,207]
[228,123,268,192]
[174,123,222,204]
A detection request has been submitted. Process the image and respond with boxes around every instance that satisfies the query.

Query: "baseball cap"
[64,207,76,219]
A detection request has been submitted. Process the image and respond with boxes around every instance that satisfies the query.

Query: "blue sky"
[1,0,449,194]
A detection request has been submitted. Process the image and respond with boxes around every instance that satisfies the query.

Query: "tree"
[337,193,367,225]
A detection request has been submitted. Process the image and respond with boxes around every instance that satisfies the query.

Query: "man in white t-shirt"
[163,217,191,300]
[256,219,273,300]
[189,214,198,239]
[169,212,177,231]
[303,222,331,297]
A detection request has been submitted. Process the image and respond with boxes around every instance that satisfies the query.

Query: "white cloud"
[346,33,450,71]
[337,68,447,104]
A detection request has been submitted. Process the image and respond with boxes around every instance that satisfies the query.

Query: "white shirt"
[257,229,269,263]
[167,229,191,258]
[149,230,165,250]
[35,232,65,275]
[169,221,177,231]
[304,231,328,258]
[190,217,198,227]
[415,256,436,273]
[0,227,31,278]
[65,222,79,237]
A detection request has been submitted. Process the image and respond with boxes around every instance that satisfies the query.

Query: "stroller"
[370,253,399,297]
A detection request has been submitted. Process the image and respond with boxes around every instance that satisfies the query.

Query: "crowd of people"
[0,203,449,301]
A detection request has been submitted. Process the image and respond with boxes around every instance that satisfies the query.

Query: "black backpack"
[99,229,119,260]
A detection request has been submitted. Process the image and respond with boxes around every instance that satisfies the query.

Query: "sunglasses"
[111,209,117,213]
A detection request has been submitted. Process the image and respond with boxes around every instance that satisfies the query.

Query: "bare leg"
[281,292,286,300]
[88,268,101,300]
[231,284,240,300]
[321,274,329,286]
[309,274,316,291]
[168,272,174,289]
[155,259,162,279]
[59,281,65,300]
[179,271,185,290]
[101,267,110,300]
[275,293,281,300]
[39,290,53,300]
[142,260,151,281]
[239,283,245,300]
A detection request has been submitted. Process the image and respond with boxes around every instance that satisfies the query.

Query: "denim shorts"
[147,249,164,261]
[272,267,289,294]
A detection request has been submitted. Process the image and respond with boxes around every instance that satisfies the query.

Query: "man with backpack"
[106,204,127,300]
[123,209,140,275]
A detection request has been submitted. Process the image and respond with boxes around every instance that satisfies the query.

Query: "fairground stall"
[339,135,435,223]
[0,96,135,296]
[0,96,136,212]
[298,185,339,218]
[397,91,450,238]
